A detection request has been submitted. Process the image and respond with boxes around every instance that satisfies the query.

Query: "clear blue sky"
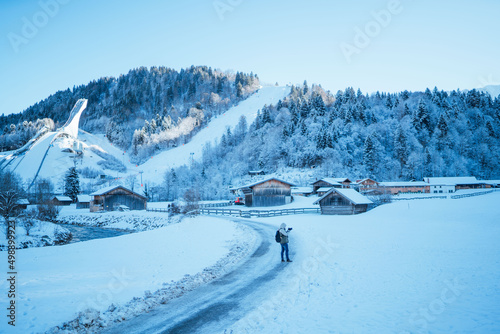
[1,0,499,115]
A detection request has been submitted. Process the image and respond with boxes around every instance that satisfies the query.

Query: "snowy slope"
[1,86,289,188]
[139,85,290,183]
[1,131,58,178]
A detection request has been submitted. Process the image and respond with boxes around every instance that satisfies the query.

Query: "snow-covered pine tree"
[64,167,80,203]
[363,134,377,178]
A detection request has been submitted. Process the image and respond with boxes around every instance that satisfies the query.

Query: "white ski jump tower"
[58,99,88,138]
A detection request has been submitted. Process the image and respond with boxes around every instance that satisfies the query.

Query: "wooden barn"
[76,195,91,209]
[51,195,73,206]
[90,185,147,212]
[313,188,373,215]
[312,178,352,194]
[232,178,295,207]
[16,198,30,210]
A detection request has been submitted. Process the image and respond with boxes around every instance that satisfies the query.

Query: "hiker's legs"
[283,243,289,261]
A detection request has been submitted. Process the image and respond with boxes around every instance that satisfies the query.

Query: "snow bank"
[0,216,258,334]
[57,206,174,231]
[0,220,71,250]
[225,192,500,333]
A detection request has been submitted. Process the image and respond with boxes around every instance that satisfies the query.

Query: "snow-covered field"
[1,192,499,333]
[0,217,258,333]
[225,192,500,334]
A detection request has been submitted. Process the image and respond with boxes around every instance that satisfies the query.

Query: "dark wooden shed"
[76,195,91,209]
[90,185,147,212]
[52,195,73,206]
[233,178,295,207]
[313,188,373,215]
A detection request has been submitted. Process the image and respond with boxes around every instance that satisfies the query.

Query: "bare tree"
[0,171,25,230]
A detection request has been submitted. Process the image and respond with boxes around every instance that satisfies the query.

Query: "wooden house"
[353,178,380,193]
[90,185,147,212]
[312,178,351,194]
[313,188,373,215]
[52,195,73,206]
[76,195,91,209]
[232,178,295,207]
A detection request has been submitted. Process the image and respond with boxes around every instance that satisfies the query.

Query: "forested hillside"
[0,66,259,159]
[162,83,500,200]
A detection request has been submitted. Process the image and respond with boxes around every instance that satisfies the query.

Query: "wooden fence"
[147,207,169,213]
[451,190,495,199]
[392,196,447,201]
[199,202,233,208]
[199,207,320,218]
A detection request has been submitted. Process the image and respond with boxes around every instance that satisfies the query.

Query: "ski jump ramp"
[0,99,87,186]
[58,99,87,139]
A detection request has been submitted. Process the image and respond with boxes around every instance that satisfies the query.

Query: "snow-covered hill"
[139,85,290,183]
[0,86,289,189]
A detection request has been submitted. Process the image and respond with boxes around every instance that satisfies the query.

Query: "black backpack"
[275,230,281,243]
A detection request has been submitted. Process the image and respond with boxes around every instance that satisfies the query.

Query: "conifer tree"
[363,135,377,177]
[394,125,409,166]
[64,167,80,202]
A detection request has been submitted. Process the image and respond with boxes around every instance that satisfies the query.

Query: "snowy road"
[102,218,286,334]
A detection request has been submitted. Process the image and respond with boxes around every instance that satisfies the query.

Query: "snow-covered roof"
[291,187,314,194]
[91,185,146,199]
[483,180,500,186]
[77,195,91,203]
[356,178,378,185]
[379,181,428,187]
[54,195,72,202]
[17,198,30,205]
[232,177,296,190]
[423,177,482,185]
[312,177,351,186]
[317,187,333,192]
[314,188,373,205]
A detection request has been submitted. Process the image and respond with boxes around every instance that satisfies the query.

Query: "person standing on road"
[279,223,292,262]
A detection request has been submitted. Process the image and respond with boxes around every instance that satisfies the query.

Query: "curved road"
[102,218,289,334]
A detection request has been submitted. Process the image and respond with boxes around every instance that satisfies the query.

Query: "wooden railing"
[147,207,169,213]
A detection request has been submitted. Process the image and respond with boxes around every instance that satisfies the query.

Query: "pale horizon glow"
[1,0,499,115]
